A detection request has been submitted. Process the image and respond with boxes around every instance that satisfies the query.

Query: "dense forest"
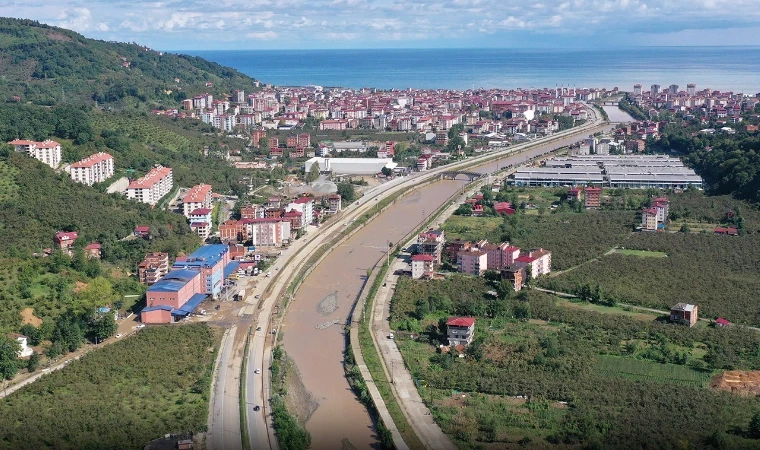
[0,18,259,107]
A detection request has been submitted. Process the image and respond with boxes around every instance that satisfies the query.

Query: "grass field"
[612,248,668,258]
[595,355,713,386]
[0,324,220,450]
[440,215,504,242]
[0,160,19,203]
[559,300,661,321]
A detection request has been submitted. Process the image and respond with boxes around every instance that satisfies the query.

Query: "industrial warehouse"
[511,155,703,189]
[304,157,398,175]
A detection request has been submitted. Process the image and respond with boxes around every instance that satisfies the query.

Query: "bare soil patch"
[45,31,73,42]
[74,281,88,293]
[710,370,760,396]
[20,307,43,327]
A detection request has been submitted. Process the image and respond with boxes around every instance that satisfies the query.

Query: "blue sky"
[1,0,759,50]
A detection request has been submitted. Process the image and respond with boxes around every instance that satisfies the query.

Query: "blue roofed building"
[172,244,230,297]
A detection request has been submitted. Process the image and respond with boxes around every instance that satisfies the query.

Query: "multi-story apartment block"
[183,184,213,217]
[327,194,342,214]
[8,139,62,168]
[641,207,659,231]
[479,242,521,271]
[126,166,173,206]
[515,248,552,278]
[246,218,291,247]
[411,254,435,279]
[652,197,669,223]
[457,250,487,276]
[417,229,445,264]
[240,203,266,220]
[188,208,213,240]
[287,197,314,225]
[138,252,170,285]
[584,186,602,209]
[69,152,114,185]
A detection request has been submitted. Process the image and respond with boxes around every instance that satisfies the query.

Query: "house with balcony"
[417,228,445,264]
[54,231,78,256]
[457,250,487,276]
[411,254,435,279]
[139,252,170,285]
[446,317,476,347]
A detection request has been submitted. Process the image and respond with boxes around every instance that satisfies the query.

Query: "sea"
[184,47,760,93]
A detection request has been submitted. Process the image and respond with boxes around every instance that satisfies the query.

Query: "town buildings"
[457,249,488,276]
[514,248,552,277]
[141,269,206,323]
[670,303,699,327]
[327,194,342,214]
[247,218,291,247]
[287,197,314,225]
[188,208,213,240]
[69,152,115,185]
[126,165,173,206]
[304,157,397,175]
[183,184,213,217]
[584,187,602,209]
[8,139,62,169]
[446,317,476,347]
[641,196,669,231]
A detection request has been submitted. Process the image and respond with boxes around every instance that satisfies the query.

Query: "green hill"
[0,17,258,107]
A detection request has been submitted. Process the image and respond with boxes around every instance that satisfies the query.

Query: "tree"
[27,351,40,372]
[750,411,760,439]
[306,162,320,184]
[20,324,41,346]
[72,276,119,315]
[337,182,356,203]
[0,336,20,380]
[91,312,117,343]
[455,203,473,216]
[381,167,393,177]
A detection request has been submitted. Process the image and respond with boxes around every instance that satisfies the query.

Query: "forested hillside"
[0,17,258,107]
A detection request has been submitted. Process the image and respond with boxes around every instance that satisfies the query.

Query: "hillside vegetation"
[0,324,219,450]
[0,17,258,107]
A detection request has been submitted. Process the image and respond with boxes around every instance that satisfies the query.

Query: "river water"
[281,124,613,449]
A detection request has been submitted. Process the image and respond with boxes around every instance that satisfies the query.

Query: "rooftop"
[446,317,476,327]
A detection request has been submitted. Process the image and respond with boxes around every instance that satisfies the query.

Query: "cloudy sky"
[1,0,759,50]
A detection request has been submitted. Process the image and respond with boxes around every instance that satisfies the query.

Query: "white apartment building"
[8,139,62,169]
[126,166,173,206]
[182,184,213,217]
[246,218,291,246]
[69,152,114,185]
[286,197,314,225]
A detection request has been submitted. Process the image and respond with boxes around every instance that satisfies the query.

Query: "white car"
[254,369,261,374]
[135,324,145,329]
[115,333,123,338]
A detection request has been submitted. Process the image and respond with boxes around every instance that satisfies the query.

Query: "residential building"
[493,202,516,215]
[567,187,582,201]
[69,152,115,185]
[446,239,471,261]
[287,197,314,225]
[138,252,170,285]
[54,231,78,256]
[220,219,247,242]
[584,186,601,209]
[134,225,151,238]
[411,254,435,279]
[501,264,527,291]
[8,333,33,358]
[327,194,342,214]
[126,166,173,206]
[479,243,521,271]
[8,139,62,168]
[284,209,303,231]
[446,317,476,347]
[246,218,291,246]
[189,208,213,240]
[457,250,487,276]
[417,229,445,264]
[84,242,102,259]
[172,244,230,297]
[515,248,552,278]
[641,207,659,231]
[651,197,669,223]
[670,303,699,327]
[183,184,213,217]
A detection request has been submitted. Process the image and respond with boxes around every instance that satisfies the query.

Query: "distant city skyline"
[1,0,759,50]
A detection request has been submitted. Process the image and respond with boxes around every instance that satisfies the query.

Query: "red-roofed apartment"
[411,254,435,279]
[69,152,114,185]
[515,248,552,278]
[183,184,213,217]
[446,317,476,346]
[126,165,173,206]
[493,202,516,215]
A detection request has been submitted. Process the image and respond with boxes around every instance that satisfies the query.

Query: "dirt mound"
[710,370,760,396]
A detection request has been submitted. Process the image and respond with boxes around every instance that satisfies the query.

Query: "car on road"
[115,334,123,338]
[254,369,261,374]
[256,326,262,331]
[135,324,145,329]
[253,405,261,411]
[388,332,395,339]
[255,294,260,299]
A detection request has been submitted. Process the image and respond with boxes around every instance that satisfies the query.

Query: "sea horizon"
[183,47,760,93]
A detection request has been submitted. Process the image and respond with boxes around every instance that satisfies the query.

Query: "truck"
[237,289,246,300]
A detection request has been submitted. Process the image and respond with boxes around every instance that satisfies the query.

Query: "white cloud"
[246,31,278,40]
[56,7,93,32]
